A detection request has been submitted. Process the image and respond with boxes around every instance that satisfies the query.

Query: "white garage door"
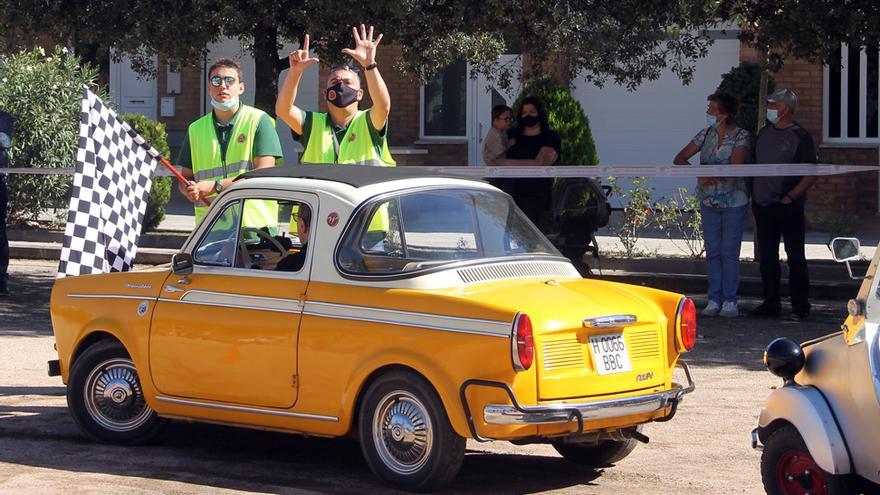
[572,36,741,206]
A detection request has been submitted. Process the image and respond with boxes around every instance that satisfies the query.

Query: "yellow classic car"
[49,165,696,492]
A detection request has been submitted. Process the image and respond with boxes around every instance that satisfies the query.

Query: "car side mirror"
[171,252,194,275]
[829,237,864,280]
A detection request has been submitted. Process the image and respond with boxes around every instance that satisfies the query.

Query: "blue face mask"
[766,108,780,124]
[706,114,718,127]
[211,96,239,112]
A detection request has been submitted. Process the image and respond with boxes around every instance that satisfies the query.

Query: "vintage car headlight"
[847,299,863,317]
[763,337,805,382]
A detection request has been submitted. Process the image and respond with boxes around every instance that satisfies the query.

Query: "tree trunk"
[252,23,281,118]
[757,50,769,133]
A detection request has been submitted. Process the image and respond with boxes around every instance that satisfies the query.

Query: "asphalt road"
[0,260,853,494]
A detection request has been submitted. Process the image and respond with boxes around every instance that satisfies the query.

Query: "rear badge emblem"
[137,302,149,317]
[327,212,339,227]
[636,372,654,382]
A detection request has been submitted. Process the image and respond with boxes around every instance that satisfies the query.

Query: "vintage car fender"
[757,384,852,475]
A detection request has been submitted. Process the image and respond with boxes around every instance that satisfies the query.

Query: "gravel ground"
[0,260,852,494]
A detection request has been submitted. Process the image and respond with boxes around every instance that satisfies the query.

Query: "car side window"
[193,200,243,267]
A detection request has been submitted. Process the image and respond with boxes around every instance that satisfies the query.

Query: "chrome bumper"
[482,361,695,426]
[751,428,763,451]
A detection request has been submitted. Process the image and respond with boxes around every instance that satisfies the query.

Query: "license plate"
[588,333,633,375]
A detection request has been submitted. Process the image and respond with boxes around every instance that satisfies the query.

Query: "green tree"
[0,1,719,114]
[0,46,105,223]
[718,61,775,134]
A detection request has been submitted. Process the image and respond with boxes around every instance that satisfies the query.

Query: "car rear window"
[337,188,560,276]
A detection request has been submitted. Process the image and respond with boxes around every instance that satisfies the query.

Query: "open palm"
[342,24,382,67]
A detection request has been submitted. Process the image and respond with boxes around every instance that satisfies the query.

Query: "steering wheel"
[238,227,288,269]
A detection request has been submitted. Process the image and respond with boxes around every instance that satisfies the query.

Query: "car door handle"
[164,285,184,293]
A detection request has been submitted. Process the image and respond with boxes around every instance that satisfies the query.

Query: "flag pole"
[156,156,210,206]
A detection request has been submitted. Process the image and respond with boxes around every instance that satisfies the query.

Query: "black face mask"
[521,115,540,128]
[326,82,359,108]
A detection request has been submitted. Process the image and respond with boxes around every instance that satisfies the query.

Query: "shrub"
[718,62,775,135]
[654,187,704,259]
[121,113,172,232]
[512,76,599,166]
[0,46,106,224]
[607,176,655,257]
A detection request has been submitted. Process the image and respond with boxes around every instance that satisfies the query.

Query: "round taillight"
[512,313,534,371]
[678,298,697,351]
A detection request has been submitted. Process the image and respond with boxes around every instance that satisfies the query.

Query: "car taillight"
[512,313,534,371]
[676,298,697,352]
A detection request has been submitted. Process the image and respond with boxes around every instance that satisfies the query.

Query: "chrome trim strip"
[157,297,303,314]
[303,300,511,338]
[157,290,303,314]
[69,294,157,301]
[155,396,338,422]
[483,361,696,425]
[582,314,637,328]
[302,310,508,338]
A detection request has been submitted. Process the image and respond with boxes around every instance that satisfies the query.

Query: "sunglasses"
[210,75,237,87]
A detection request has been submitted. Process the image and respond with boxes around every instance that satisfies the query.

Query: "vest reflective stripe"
[188,106,278,227]
[301,110,396,166]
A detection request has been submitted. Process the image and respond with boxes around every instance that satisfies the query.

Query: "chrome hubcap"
[372,391,433,475]
[84,358,153,432]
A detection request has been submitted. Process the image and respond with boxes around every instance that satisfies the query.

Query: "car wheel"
[761,424,851,495]
[358,370,465,492]
[67,340,167,445]
[552,428,641,467]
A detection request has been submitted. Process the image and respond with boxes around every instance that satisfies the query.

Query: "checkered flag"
[57,85,161,278]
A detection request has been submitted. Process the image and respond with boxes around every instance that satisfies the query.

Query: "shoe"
[702,300,720,316]
[789,311,810,321]
[749,302,781,318]
[719,301,738,318]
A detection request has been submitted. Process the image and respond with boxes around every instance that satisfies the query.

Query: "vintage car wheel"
[67,340,167,445]
[761,424,851,495]
[358,370,465,492]
[552,428,641,467]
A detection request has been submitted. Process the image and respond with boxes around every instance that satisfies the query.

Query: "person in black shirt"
[275,205,310,272]
[491,95,561,227]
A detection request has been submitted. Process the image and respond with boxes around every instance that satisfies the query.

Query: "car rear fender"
[758,385,852,475]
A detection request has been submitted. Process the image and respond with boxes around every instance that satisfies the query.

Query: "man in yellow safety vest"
[276,25,395,167]
[178,58,283,226]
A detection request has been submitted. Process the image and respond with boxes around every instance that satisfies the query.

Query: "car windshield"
[337,188,561,275]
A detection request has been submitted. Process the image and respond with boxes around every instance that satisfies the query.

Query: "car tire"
[358,370,465,492]
[760,424,851,495]
[67,340,167,445]
[552,428,642,467]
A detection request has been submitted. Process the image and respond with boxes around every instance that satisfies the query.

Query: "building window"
[421,60,467,138]
[825,44,880,143]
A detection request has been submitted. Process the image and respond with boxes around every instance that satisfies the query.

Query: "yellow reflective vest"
[188,105,277,228]
[301,110,395,166]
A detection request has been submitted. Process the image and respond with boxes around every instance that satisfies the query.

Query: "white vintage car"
[752,237,880,495]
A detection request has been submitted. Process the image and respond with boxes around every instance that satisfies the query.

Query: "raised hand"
[288,34,320,74]
[342,24,382,68]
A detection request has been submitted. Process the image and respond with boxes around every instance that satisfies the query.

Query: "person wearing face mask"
[276,26,395,167]
[177,59,283,225]
[493,95,561,226]
[674,92,751,318]
[749,88,817,321]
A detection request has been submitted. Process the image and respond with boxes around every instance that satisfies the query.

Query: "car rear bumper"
[481,361,695,426]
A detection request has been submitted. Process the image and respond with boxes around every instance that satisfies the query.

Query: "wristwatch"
[214,180,224,194]
[364,62,378,71]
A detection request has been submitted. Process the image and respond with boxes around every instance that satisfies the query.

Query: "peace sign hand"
[288,34,320,74]
[342,24,383,68]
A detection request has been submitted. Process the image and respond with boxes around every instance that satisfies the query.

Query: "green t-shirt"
[177,108,283,169]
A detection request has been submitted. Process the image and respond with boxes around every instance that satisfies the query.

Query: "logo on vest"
[326,212,339,227]
[348,132,356,142]
[237,133,246,143]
